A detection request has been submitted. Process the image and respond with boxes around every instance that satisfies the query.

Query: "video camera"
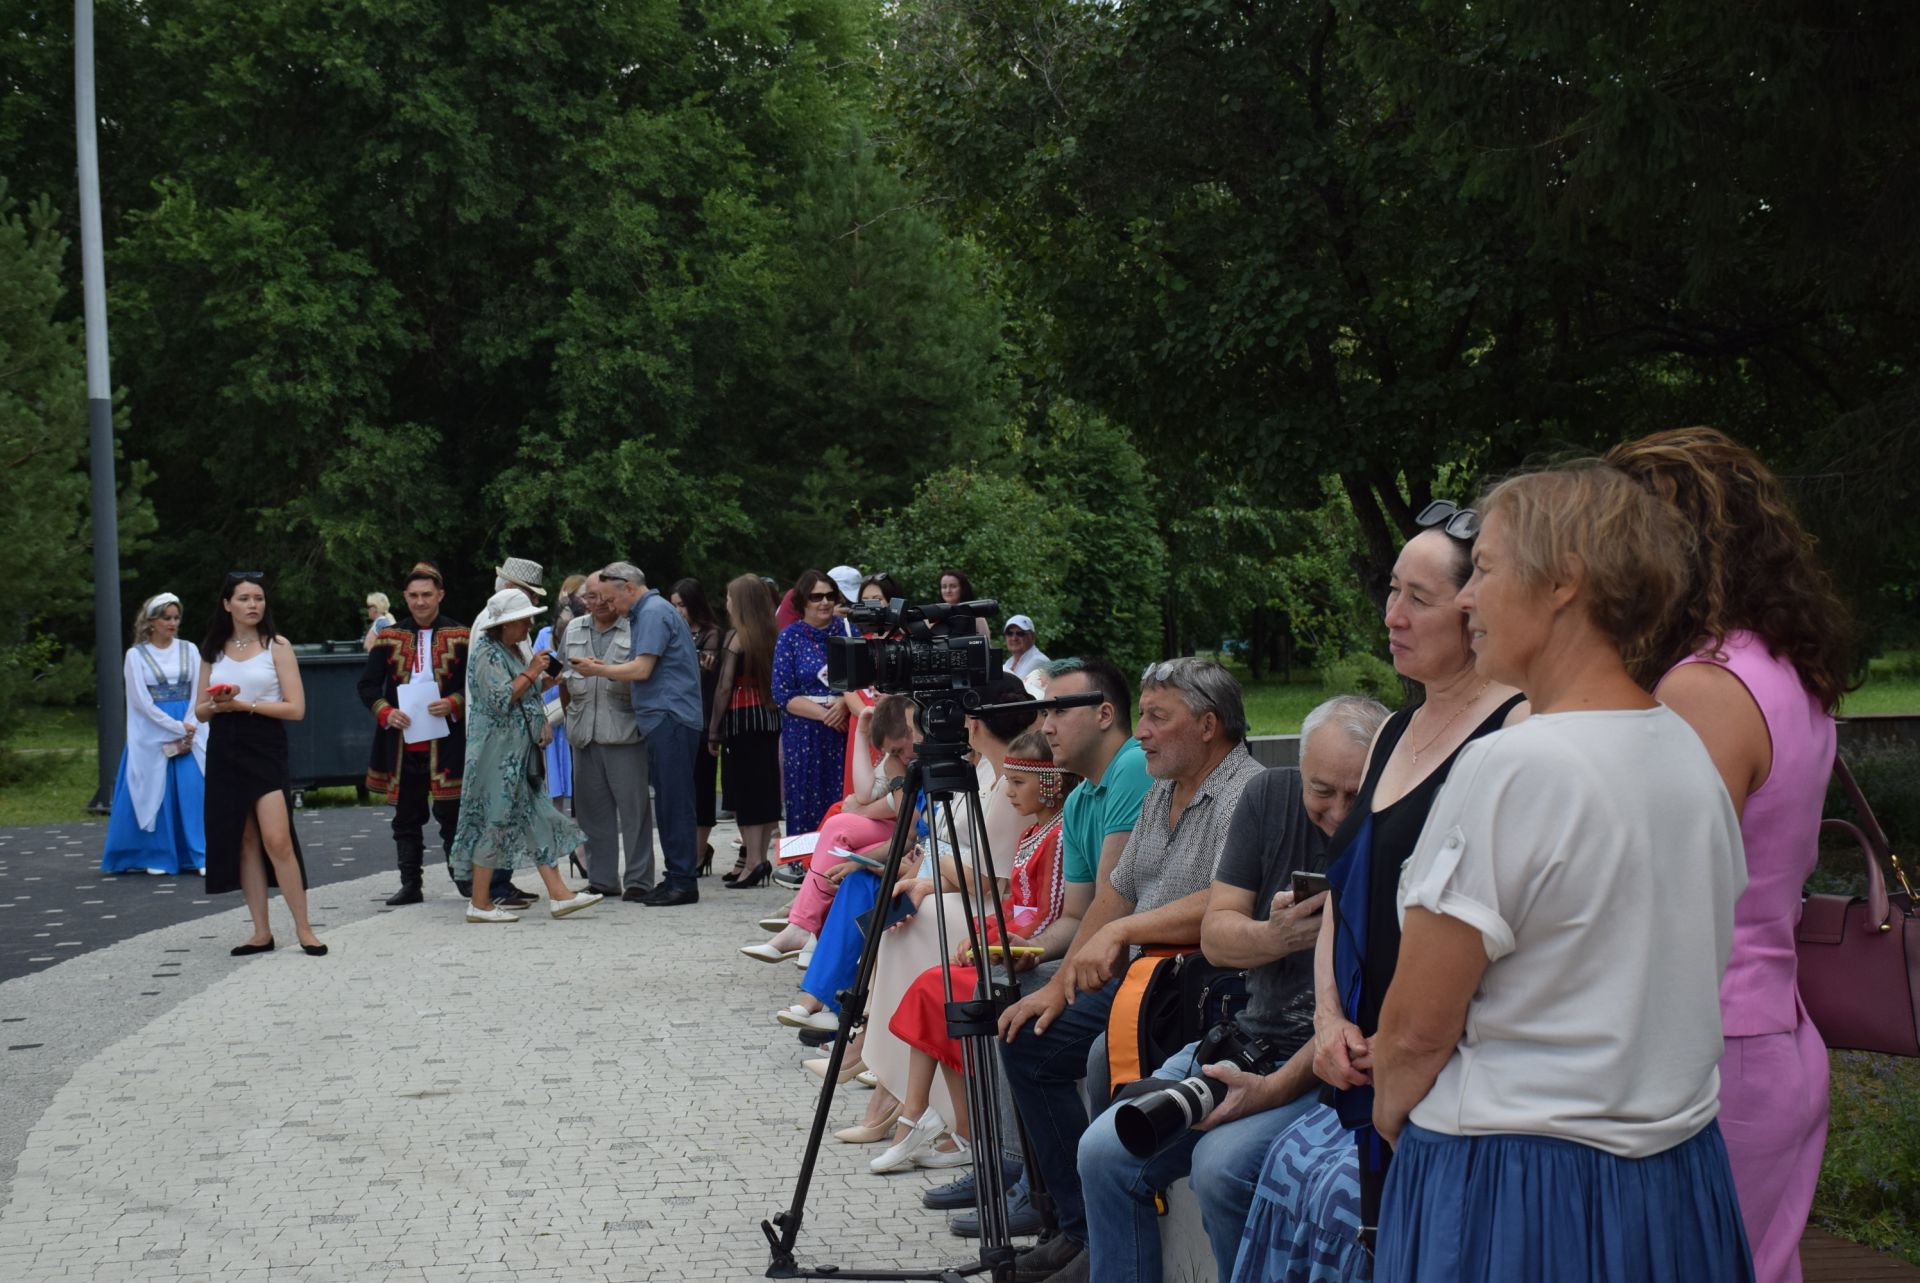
[825,597,1001,697]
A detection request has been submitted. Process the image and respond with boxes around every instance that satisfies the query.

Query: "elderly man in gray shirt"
[559,573,651,899]
[998,656,1267,1283]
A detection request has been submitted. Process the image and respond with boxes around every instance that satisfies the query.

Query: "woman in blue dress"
[773,568,852,835]
[102,592,207,875]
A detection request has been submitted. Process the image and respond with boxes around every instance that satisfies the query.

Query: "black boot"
[386,840,424,905]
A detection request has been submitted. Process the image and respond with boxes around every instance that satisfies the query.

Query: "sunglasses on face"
[806,591,839,603]
[1414,500,1480,542]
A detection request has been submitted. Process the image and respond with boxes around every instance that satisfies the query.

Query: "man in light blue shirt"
[570,561,705,905]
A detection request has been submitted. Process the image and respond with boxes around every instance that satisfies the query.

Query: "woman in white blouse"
[102,593,207,875]
[1371,464,1754,1281]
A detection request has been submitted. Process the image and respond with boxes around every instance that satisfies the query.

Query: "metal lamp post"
[76,0,125,812]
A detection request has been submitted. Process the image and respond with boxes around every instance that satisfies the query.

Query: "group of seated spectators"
[724,427,1847,1283]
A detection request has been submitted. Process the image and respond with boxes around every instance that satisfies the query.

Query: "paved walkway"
[0,811,981,1282]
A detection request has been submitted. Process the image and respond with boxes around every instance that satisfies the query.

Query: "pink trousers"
[1719,1012,1830,1283]
[787,811,894,934]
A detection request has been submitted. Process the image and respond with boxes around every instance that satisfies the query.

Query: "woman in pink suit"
[1609,427,1853,1283]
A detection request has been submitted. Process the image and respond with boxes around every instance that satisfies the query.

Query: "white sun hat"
[475,587,546,632]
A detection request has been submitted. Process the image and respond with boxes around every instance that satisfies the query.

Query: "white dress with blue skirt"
[102,641,207,873]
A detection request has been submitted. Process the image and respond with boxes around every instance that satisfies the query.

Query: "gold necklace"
[1409,680,1491,766]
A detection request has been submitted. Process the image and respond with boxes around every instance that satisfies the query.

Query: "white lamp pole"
[76,0,125,812]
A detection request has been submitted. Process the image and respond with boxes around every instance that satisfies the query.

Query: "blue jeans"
[999,975,1121,1244]
[642,718,700,892]
[1081,1041,1322,1283]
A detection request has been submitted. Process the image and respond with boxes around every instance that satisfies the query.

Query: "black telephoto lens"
[1112,1075,1228,1158]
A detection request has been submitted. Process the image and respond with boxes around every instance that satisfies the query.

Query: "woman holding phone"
[195,572,325,957]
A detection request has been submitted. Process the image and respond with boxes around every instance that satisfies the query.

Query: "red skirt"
[889,964,977,1075]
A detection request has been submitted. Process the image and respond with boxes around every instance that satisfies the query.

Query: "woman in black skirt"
[707,574,783,885]
[194,572,326,957]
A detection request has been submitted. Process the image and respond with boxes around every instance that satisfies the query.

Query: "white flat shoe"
[803,1056,868,1084]
[775,1007,838,1033]
[466,906,519,923]
[854,1070,877,1089]
[740,942,801,964]
[550,891,603,918]
[915,1135,972,1169]
[870,1112,947,1174]
[758,916,790,933]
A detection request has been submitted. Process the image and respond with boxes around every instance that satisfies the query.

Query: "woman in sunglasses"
[194,572,326,957]
[1230,500,1523,1283]
[773,568,855,838]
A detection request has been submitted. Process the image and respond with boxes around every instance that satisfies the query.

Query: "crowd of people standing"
[98,424,1854,1282]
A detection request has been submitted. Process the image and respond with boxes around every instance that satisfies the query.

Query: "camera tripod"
[762,693,1047,1282]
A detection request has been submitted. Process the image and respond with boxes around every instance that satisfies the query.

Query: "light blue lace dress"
[447,632,585,876]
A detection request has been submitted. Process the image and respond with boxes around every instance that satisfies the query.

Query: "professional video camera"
[825,597,1001,697]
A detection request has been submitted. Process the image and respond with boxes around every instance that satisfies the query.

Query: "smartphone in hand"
[1290,870,1330,904]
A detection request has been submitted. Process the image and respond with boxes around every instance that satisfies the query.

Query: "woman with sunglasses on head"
[1230,500,1523,1283]
[773,568,854,837]
[195,572,326,956]
[1607,428,1850,1283]
[103,593,208,876]
[1369,465,1752,1280]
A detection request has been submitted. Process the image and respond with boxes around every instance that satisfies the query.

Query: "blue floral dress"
[447,632,585,876]
[773,619,846,834]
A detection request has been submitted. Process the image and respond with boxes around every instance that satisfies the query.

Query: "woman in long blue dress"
[448,589,602,924]
[772,568,852,835]
[102,593,207,875]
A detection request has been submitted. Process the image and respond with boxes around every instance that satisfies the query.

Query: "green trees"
[0,187,150,734]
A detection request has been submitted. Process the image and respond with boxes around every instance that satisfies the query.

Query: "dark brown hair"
[1604,427,1852,710]
[790,568,833,616]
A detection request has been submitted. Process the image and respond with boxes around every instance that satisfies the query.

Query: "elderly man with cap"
[359,561,532,908]
[1001,614,1051,682]
[572,561,707,906]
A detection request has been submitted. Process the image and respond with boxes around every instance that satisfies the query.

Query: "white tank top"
[209,647,283,705]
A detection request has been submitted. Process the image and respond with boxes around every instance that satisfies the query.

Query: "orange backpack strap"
[1106,945,1197,1098]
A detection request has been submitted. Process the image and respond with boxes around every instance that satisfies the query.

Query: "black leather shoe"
[587,884,622,897]
[385,884,424,906]
[1013,1235,1082,1282]
[495,893,537,910]
[797,1027,833,1047]
[641,884,698,907]
[622,886,654,902]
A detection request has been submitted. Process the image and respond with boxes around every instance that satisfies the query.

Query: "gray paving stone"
[0,816,1019,1279]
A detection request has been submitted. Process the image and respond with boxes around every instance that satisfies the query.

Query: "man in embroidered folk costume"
[360,561,527,908]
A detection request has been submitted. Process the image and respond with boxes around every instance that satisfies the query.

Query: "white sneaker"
[550,891,603,918]
[870,1112,947,1174]
[466,905,519,923]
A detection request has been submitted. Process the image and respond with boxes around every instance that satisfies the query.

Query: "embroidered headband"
[1002,756,1056,774]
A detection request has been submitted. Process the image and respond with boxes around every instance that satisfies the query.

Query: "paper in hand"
[397,682,449,744]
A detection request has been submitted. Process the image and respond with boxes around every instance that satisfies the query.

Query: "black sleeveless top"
[1327,693,1525,1034]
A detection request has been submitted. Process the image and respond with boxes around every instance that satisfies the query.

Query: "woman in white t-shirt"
[1371,465,1754,1281]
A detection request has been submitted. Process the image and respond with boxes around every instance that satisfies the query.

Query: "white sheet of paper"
[397,682,449,744]
[777,832,819,865]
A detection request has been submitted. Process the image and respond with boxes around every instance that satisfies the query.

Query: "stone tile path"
[0,814,982,1282]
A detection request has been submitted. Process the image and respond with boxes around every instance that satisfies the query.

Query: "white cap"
[1003,614,1036,635]
[828,565,863,604]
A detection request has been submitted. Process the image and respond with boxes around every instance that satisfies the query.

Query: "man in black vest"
[359,561,529,908]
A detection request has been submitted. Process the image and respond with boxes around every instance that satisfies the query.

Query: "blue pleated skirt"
[1376,1122,1755,1283]
[102,699,206,875]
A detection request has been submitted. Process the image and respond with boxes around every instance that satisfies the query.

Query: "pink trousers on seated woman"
[786,811,894,934]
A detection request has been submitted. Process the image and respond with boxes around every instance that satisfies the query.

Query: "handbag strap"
[1827,754,1915,927]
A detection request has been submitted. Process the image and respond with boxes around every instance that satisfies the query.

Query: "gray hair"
[1138,657,1247,743]
[600,561,646,587]
[1300,694,1391,751]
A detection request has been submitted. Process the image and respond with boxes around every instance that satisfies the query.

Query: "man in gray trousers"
[559,572,653,899]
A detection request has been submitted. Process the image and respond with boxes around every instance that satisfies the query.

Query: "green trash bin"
[287,641,376,805]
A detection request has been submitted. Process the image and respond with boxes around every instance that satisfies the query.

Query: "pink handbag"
[1795,756,1919,1057]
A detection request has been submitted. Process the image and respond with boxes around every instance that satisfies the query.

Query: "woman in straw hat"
[448,588,603,924]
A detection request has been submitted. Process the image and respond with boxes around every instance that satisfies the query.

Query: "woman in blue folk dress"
[102,593,207,875]
[772,568,852,836]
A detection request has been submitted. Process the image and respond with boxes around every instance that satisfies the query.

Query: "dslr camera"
[1112,1021,1283,1158]
[825,597,1001,697]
